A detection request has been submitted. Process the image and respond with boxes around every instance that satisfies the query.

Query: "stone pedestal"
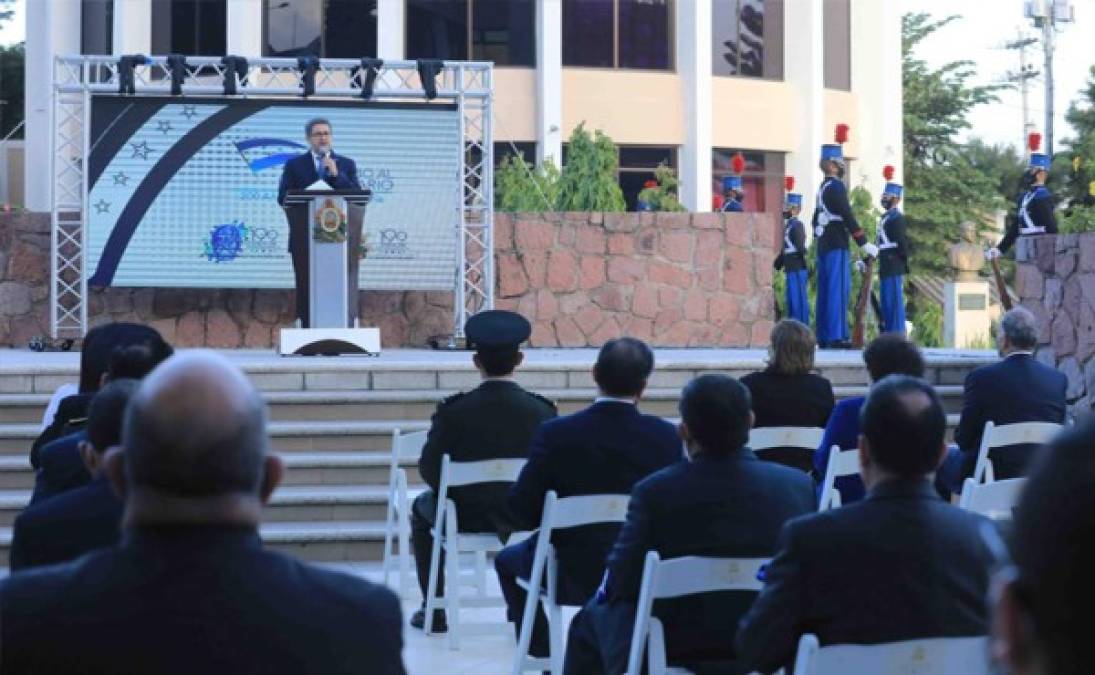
[944,281,991,348]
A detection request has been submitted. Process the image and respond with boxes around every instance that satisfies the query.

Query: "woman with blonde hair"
[740,319,835,471]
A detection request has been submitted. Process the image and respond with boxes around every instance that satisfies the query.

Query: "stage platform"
[0,347,996,569]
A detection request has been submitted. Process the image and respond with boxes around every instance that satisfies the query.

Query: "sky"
[1,0,1092,151]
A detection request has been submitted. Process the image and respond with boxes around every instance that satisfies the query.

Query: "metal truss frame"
[50,56,494,340]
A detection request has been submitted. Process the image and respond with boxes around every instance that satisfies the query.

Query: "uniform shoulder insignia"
[528,391,558,410]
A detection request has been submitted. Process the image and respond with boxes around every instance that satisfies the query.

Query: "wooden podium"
[279,186,380,356]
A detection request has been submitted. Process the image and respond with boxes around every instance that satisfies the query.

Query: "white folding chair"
[792,633,989,675]
[626,551,766,675]
[424,454,527,649]
[817,446,859,511]
[749,427,826,470]
[959,477,1026,521]
[512,491,630,675]
[381,428,429,597]
[972,421,1061,484]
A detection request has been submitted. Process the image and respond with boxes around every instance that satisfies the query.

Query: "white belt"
[1019,224,1046,235]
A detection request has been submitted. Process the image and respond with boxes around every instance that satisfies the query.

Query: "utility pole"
[1025,0,1074,158]
[1001,31,1039,152]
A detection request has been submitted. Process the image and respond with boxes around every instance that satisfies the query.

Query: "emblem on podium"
[313,198,348,243]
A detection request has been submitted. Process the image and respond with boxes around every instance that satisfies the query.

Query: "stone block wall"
[1015,234,1095,416]
[1,210,778,349]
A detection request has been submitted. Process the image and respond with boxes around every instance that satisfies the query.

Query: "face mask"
[880,197,894,210]
[783,209,792,219]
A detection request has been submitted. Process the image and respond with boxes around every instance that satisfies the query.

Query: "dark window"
[407,0,535,66]
[563,0,672,70]
[712,148,785,212]
[823,0,851,90]
[712,0,783,79]
[495,141,537,168]
[265,0,378,58]
[618,146,676,211]
[81,0,113,55]
[151,0,227,56]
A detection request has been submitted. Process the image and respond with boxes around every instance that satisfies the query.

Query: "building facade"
[24,0,902,215]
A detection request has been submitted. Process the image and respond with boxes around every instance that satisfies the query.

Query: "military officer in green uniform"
[410,310,557,632]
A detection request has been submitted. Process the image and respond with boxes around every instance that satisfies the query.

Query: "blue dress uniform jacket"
[507,401,684,597]
[877,208,909,278]
[0,525,407,675]
[735,479,994,674]
[952,353,1067,479]
[812,177,867,253]
[998,185,1057,254]
[774,217,807,273]
[599,450,814,665]
[9,477,122,571]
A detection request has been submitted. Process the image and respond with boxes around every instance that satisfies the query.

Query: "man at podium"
[277,118,362,327]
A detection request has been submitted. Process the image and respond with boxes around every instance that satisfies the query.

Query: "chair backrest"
[541,491,629,533]
[391,428,428,463]
[959,477,1026,520]
[627,551,767,674]
[974,421,1061,483]
[441,455,527,490]
[793,633,990,675]
[817,446,860,511]
[749,427,826,452]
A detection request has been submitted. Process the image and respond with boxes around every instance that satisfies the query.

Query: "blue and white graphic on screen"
[86,99,461,289]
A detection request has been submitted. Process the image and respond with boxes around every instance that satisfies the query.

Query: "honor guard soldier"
[721,152,746,212]
[410,310,557,633]
[988,131,1057,260]
[774,176,809,325]
[874,167,909,334]
[813,124,879,348]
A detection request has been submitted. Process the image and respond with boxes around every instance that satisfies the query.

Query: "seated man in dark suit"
[0,351,406,675]
[937,306,1067,495]
[564,375,816,674]
[33,342,172,504]
[31,322,172,467]
[9,379,137,571]
[992,420,1093,675]
[736,375,995,674]
[410,310,557,632]
[497,337,683,658]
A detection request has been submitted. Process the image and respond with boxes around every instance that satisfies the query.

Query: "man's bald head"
[123,351,270,496]
[859,375,946,477]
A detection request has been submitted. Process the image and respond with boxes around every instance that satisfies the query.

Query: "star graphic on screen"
[181,105,198,120]
[156,119,173,135]
[93,199,111,214]
[112,172,129,186]
[130,141,153,160]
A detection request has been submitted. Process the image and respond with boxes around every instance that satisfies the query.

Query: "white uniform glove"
[861,242,880,258]
[985,247,1001,261]
[854,260,867,274]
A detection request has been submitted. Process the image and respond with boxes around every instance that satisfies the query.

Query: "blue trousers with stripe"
[785,269,809,325]
[880,274,906,335]
[815,248,850,345]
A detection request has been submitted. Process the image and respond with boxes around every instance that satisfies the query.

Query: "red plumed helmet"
[834,124,850,144]
[731,152,746,175]
[784,176,795,191]
[1028,132,1042,152]
[882,165,895,181]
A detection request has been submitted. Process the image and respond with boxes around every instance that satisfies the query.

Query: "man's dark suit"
[740,370,835,472]
[564,449,816,674]
[952,352,1067,479]
[9,477,122,571]
[0,524,406,675]
[412,379,556,599]
[30,393,91,469]
[498,400,683,655]
[30,431,91,505]
[277,150,361,327]
[735,479,994,674]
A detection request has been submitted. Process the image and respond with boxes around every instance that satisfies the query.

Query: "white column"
[227,0,264,56]
[784,0,825,222]
[536,0,562,166]
[113,0,152,55]
[23,0,81,212]
[676,0,711,212]
[377,0,405,59]
[850,0,902,198]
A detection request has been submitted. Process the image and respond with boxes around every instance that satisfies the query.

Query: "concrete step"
[0,384,968,426]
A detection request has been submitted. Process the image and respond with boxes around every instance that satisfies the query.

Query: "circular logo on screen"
[205,222,244,263]
[313,198,347,243]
